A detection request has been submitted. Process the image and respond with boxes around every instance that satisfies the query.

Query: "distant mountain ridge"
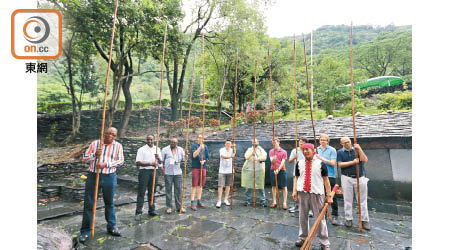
[280,24,412,54]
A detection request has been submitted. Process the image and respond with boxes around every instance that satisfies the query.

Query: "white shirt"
[136,144,162,169]
[219,147,233,174]
[296,155,325,195]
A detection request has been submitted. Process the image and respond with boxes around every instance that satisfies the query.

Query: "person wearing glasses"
[337,137,370,230]
[78,127,124,244]
[316,134,339,225]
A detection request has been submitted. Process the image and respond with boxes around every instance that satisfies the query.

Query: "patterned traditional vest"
[296,155,325,195]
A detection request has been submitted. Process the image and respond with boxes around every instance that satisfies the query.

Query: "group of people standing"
[77,127,371,250]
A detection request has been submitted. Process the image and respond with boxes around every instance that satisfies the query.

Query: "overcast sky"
[264,0,414,37]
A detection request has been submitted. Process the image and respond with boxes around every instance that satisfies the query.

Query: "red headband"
[301,143,315,150]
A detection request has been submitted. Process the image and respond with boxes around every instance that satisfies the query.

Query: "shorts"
[218,173,232,186]
[192,168,206,187]
[270,169,287,188]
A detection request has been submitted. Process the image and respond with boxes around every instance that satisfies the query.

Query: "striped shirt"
[83,139,124,174]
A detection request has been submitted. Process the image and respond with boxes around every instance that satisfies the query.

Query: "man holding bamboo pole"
[135,135,162,221]
[242,138,267,207]
[269,138,288,209]
[337,137,370,230]
[79,127,124,243]
[292,143,332,250]
[190,134,209,210]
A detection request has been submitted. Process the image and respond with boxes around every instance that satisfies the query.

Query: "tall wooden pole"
[230,49,238,209]
[200,34,206,190]
[301,34,318,151]
[180,51,196,214]
[150,23,168,206]
[350,22,363,232]
[91,0,119,237]
[252,58,258,208]
[267,41,280,209]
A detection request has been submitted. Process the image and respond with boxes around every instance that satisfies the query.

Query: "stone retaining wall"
[37,107,229,146]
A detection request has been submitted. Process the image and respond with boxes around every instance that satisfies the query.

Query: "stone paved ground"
[38,175,411,250]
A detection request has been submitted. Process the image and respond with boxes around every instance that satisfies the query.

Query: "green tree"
[52,0,183,136]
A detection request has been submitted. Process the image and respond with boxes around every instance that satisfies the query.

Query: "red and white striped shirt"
[83,139,124,174]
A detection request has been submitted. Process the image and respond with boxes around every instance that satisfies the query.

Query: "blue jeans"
[245,188,266,204]
[80,172,117,235]
[136,169,158,214]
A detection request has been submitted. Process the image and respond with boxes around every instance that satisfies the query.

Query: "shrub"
[209,119,221,131]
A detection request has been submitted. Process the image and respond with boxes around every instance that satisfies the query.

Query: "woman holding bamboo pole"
[292,143,332,250]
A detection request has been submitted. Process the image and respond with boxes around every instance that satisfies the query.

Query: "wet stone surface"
[38,175,412,250]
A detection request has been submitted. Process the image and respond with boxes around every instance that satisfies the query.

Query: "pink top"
[269,148,287,170]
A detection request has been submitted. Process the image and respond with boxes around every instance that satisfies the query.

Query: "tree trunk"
[119,54,134,138]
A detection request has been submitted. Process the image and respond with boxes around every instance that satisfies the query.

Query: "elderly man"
[288,137,307,213]
[135,135,162,221]
[337,137,370,230]
[241,138,268,207]
[316,134,339,225]
[269,138,288,209]
[161,138,186,214]
[79,127,124,244]
[216,139,236,208]
[190,135,209,210]
[292,143,332,250]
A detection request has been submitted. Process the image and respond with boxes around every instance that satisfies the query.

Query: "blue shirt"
[190,143,209,169]
[317,145,337,178]
[289,147,304,175]
[337,147,365,177]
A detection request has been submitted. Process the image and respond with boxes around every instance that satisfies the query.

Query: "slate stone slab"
[175,218,223,239]
[269,224,299,242]
[121,219,171,244]
[197,227,247,248]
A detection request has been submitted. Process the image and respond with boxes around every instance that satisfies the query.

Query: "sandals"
[270,203,277,208]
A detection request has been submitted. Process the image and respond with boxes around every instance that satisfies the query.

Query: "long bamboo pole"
[267,41,280,209]
[252,58,258,208]
[230,49,238,209]
[350,22,363,232]
[150,23,168,206]
[180,51,196,214]
[301,34,318,151]
[293,34,300,211]
[301,185,340,250]
[90,0,119,237]
[200,34,206,191]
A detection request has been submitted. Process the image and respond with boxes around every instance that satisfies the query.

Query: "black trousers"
[136,169,158,215]
[329,177,338,216]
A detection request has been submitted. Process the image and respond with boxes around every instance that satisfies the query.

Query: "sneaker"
[320,244,330,250]
[107,227,121,237]
[261,201,268,207]
[295,239,304,247]
[78,234,89,244]
[331,215,341,226]
[149,211,159,217]
[288,206,296,213]
[242,201,250,206]
[190,203,197,211]
[216,201,221,208]
[345,220,353,227]
[308,210,313,217]
[135,214,142,221]
[362,221,371,230]
[224,200,230,206]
